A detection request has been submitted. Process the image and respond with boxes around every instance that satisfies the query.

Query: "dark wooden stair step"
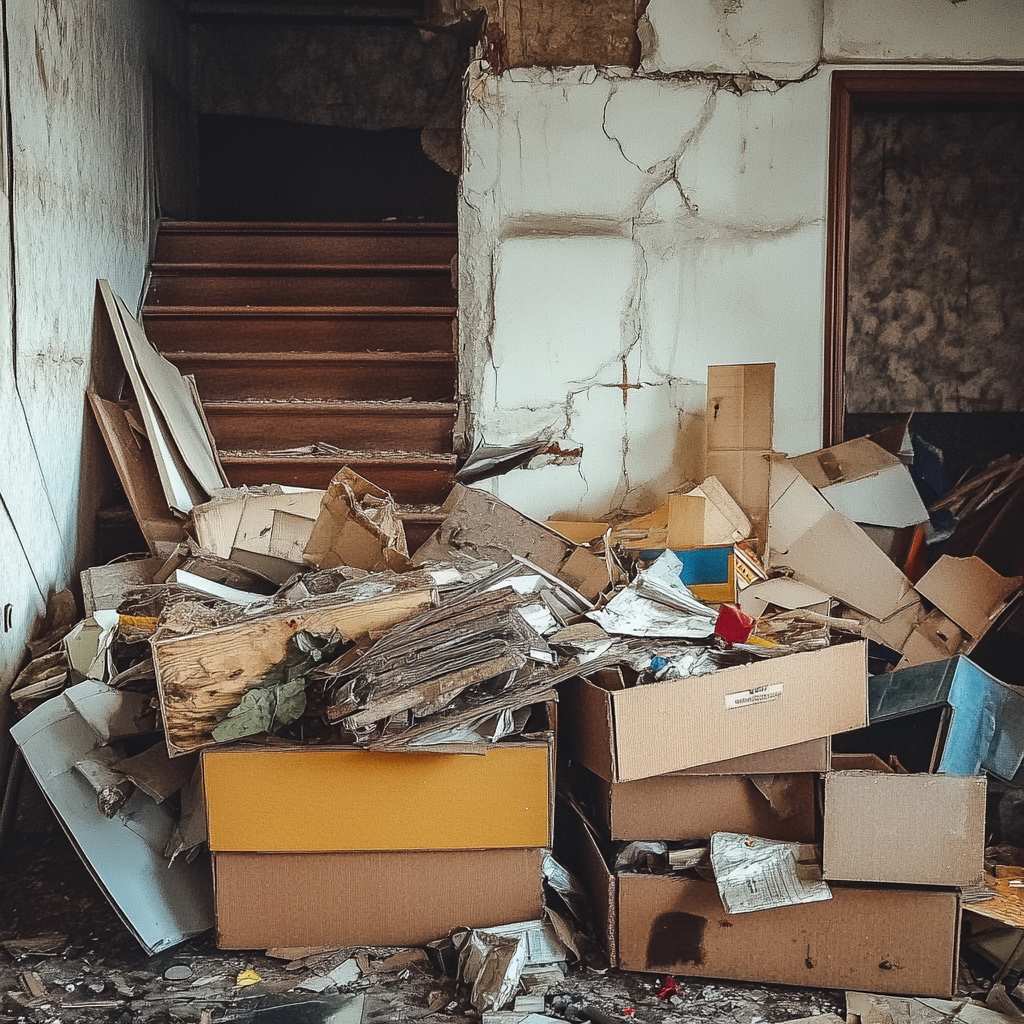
[219,450,457,501]
[155,221,457,265]
[165,350,456,401]
[146,262,455,307]
[399,507,445,551]
[203,399,457,452]
[141,305,456,353]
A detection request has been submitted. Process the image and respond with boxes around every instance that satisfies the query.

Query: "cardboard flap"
[790,438,901,490]
[916,555,1022,640]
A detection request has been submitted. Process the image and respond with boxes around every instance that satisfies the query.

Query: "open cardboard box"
[568,762,817,844]
[823,753,986,887]
[558,801,960,997]
[560,641,866,782]
[205,735,554,949]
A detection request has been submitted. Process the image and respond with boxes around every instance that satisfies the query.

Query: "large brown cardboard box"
[213,847,545,949]
[675,737,830,775]
[203,740,553,853]
[616,875,959,996]
[558,801,958,998]
[823,768,986,886]
[572,764,817,843]
[561,642,867,782]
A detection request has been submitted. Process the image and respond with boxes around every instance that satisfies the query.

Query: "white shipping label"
[725,683,783,709]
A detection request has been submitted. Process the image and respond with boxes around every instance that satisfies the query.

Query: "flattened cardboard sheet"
[214,848,544,950]
[823,771,985,886]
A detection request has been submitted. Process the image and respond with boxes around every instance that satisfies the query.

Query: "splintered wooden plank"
[152,590,435,757]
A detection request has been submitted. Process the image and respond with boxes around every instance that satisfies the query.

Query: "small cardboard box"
[558,801,959,997]
[213,847,545,949]
[823,766,986,886]
[561,641,867,782]
[633,544,766,604]
[203,740,553,853]
[572,764,817,843]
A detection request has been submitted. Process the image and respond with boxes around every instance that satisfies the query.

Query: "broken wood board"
[152,589,436,756]
[87,393,184,555]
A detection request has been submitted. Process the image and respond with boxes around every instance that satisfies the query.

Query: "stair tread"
[160,221,456,235]
[204,399,457,411]
[165,350,454,364]
[143,304,456,317]
[220,448,458,464]
[150,261,452,274]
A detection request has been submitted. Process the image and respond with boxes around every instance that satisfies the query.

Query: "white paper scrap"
[588,588,715,639]
[711,832,832,915]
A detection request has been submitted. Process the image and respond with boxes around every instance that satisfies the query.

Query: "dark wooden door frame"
[823,69,1024,446]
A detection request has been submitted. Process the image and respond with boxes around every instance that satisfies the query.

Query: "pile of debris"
[5,290,1024,1022]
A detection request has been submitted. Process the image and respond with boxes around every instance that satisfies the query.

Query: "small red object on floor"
[656,977,679,999]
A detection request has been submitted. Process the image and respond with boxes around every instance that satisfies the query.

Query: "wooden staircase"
[142,221,459,548]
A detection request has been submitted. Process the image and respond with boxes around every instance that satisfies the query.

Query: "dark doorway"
[823,71,1024,472]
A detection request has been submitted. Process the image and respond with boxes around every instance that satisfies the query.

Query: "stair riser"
[174,360,455,401]
[404,519,440,551]
[205,407,456,452]
[155,232,456,265]
[147,271,455,307]
[143,314,454,353]
[223,461,455,502]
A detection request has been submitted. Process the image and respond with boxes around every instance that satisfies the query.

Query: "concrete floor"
[0,775,845,1024]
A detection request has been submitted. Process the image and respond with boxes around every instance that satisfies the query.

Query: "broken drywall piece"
[10,694,213,955]
[304,468,409,573]
[113,743,196,804]
[64,611,119,682]
[112,291,226,497]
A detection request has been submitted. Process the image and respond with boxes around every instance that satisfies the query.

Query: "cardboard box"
[706,363,775,550]
[213,847,545,949]
[868,656,1024,783]
[615,875,959,996]
[573,764,817,843]
[633,544,766,604]
[675,737,830,775]
[203,741,553,853]
[558,801,959,997]
[561,641,867,782]
[823,768,986,886]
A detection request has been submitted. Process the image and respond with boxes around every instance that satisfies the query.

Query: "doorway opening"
[824,71,1024,478]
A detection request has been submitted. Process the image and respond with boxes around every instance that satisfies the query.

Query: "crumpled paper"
[456,928,527,1012]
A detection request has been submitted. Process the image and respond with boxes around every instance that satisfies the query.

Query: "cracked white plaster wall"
[824,0,1024,63]
[640,0,824,81]
[461,67,837,519]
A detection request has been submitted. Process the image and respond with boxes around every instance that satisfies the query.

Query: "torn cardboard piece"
[412,485,609,601]
[789,437,929,529]
[303,467,409,572]
[10,693,212,955]
[768,457,916,621]
[711,832,830,914]
[64,680,157,744]
[916,556,1021,643]
[81,557,163,616]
